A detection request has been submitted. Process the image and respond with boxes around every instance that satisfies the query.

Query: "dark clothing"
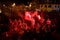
[0,13,9,35]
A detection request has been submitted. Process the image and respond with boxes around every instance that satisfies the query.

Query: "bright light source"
[12,3,15,7]
[29,4,31,7]
[0,9,2,13]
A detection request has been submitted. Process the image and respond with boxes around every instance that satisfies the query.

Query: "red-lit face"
[25,11,31,21]
[25,11,42,27]
[40,18,45,24]
[31,18,35,26]
[46,19,51,25]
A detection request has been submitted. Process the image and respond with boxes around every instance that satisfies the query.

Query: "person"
[0,13,9,35]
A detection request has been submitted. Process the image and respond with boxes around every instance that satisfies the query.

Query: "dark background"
[0,0,60,5]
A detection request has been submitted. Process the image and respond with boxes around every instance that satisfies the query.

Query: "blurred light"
[3,4,5,7]
[0,9,2,13]
[35,9,40,11]
[29,3,31,7]
[25,6,28,8]
[37,15,41,20]
[12,3,15,7]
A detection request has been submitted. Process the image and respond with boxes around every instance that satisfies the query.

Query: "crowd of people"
[0,10,59,40]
